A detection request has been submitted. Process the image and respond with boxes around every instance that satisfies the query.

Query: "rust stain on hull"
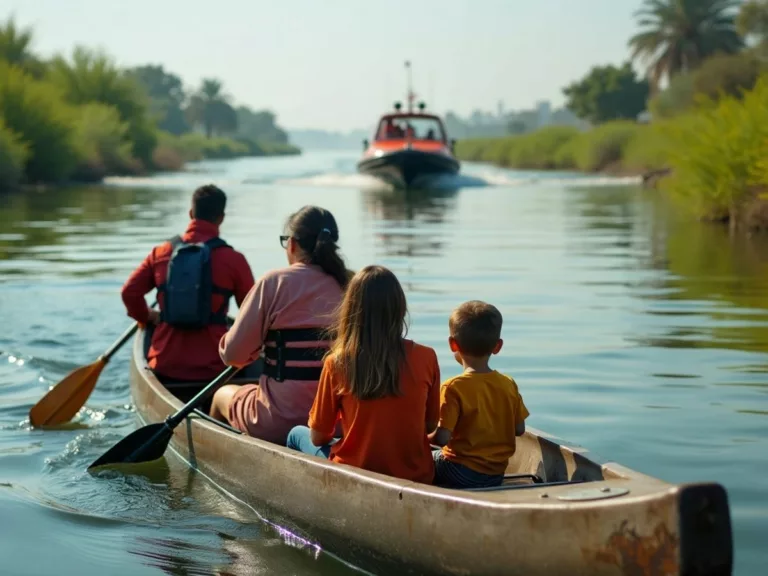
[584,520,679,576]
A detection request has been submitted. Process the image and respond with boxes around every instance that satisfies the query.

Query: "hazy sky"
[4,0,643,131]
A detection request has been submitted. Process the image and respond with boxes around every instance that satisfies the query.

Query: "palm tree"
[629,0,743,90]
[186,79,238,138]
[0,17,45,77]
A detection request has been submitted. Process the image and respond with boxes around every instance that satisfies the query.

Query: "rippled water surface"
[1,151,766,575]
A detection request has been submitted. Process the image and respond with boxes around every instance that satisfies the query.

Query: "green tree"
[738,0,768,54]
[0,17,45,77]
[235,107,288,144]
[72,103,137,181]
[647,71,696,118]
[0,62,79,182]
[563,63,650,124]
[649,52,766,118]
[629,0,743,90]
[0,117,28,191]
[692,52,765,98]
[47,47,157,166]
[128,64,190,135]
[186,79,237,139]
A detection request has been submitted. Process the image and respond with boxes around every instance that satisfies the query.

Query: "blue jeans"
[286,425,335,458]
[432,450,504,489]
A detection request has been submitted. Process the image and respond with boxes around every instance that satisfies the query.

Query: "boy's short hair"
[191,184,226,222]
[449,300,503,357]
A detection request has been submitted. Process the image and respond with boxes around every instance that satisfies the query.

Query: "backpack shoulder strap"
[157,235,186,295]
[168,235,184,248]
[205,237,234,305]
[207,237,228,248]
[205,237,229,250]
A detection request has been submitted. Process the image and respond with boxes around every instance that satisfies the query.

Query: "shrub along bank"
[0,19,300,192]
[455,122,667,175]
[455,75,768,230]
[152,132,300,172]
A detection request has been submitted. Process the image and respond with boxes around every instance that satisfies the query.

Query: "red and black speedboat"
[357,101,460,188]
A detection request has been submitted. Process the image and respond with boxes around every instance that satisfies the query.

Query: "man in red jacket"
[121,184,255,383]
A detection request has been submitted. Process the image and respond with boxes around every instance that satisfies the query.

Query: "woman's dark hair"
[286,206,349,289]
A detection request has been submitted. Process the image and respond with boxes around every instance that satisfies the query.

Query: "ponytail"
[286,206,350,289]
[312,228,350,289]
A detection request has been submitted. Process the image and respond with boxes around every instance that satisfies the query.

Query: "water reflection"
[2,156,767,576]
[0,185,184,277]
[563,185,768,358]
[638,214,768,358]
[565,184,641,234]
[362,186,458,259]
[117,460,357,576]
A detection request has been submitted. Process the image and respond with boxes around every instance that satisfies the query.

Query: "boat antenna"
[405,60,414,113]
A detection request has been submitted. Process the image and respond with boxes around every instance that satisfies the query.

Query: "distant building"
[536,101,552,128]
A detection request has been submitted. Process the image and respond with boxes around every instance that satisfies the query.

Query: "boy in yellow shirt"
[429,300,529,489]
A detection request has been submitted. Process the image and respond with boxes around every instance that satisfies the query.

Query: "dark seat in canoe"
[141,323,263,411]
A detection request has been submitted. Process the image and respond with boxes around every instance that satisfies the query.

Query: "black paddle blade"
[87,422,173,471]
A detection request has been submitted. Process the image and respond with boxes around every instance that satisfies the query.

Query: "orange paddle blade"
[28,358,106,427]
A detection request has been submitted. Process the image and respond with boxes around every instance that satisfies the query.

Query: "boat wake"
[464,168,643,188]
[277,170,642,191]
[274,170,498,190]
[104,175,249,189]
[275,172,394,190]
[103,162,642,192]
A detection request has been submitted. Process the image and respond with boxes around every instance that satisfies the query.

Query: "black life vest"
[157,235,232,329]
[262,328,332,382]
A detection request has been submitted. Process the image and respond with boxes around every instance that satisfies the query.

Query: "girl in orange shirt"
[286,265,440,485]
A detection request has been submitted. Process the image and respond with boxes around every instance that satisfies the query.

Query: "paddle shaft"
[101,300,158,363]
[166,365,240,428]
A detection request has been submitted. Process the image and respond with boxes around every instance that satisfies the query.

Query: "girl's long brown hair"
[329,265,407,400]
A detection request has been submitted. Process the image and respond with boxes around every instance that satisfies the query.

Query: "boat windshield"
[376,116,446,142]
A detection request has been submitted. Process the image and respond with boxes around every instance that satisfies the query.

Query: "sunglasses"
[279,235,291,249]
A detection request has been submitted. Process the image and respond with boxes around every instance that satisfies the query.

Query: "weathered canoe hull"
[128,333,732,575]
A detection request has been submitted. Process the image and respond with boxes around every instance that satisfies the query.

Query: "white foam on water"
[462,168,642,189]
[276,172,395,191]
[103,163,641,192]
[558,175,643,187]
[103,175,247,189]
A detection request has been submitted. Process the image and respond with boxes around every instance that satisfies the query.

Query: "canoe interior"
[141,330,614,486]
[140,326,263,414]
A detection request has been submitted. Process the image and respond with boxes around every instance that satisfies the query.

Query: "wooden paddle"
[87,365,240,471]
[29,302,157,428]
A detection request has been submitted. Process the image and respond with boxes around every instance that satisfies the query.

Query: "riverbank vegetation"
[456,0,768,230]
[0,18,299,192]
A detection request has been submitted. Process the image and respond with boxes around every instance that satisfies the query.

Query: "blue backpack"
[158,235,232,329]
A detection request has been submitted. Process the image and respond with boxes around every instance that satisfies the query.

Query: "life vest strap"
[263,327,332,382]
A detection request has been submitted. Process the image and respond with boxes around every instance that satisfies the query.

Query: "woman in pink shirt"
[209,205,350,445]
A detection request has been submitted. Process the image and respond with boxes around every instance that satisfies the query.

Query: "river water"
[0,151,766,575]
